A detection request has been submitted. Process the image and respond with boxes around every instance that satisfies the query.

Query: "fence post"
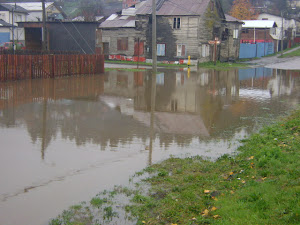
[51,54,55,78]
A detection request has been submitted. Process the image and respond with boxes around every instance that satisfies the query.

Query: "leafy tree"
[78,0,103,21]
[230,0,258,19]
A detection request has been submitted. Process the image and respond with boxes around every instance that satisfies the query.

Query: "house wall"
[0,11,9,21]
[257,13,297,40]
[0,28,10,43]
[220,22,242,61]
[241,28,274,42]
[136,13,223,62]
[101,28,141,56]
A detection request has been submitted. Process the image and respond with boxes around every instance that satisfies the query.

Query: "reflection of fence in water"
[0,76,104,110]
[0,54,104,81]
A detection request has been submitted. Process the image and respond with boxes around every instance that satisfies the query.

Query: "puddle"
[0,68,299,225]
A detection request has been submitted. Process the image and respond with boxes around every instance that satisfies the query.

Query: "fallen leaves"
[201,209,209,216]
[211,206,217,211]
[204,190,210,194]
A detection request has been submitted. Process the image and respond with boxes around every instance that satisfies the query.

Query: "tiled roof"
[136,0,211,16]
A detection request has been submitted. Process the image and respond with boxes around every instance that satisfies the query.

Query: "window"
[233,29,239,39]
[173,17,180,29]
[117,37,128,51]
[202,44,210,57]
[242,28,249,33]
[157,44,166,56]
[176,44,186,56]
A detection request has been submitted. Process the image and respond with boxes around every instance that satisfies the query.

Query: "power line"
[58,20,87,54]
[71,22,95,54]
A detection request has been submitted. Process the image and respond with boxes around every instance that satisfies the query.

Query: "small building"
[100,0,229,63]
[18,21,98,53]
[241,20,277,43]
[0,3,28,43]
[239,20,277,58]
[220,14,243,61]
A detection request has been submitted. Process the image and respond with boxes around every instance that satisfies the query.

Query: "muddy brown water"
[0,67,299,225]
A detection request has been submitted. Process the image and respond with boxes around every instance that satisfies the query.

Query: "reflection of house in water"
[238,68,299,99]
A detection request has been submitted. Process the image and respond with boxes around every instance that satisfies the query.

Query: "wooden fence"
[0,54,105,81]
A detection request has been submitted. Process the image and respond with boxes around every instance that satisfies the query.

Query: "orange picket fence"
[0,54,104,81]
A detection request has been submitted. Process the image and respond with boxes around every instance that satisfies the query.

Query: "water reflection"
[0,68,299,225]
[0,69,299,156]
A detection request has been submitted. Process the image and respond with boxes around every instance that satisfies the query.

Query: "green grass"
[128,109,300,224]
[49,109,300,225]
[105,68,146,72]
[105,60,190,68]
[198,61,249,69]
[280,48,300,58]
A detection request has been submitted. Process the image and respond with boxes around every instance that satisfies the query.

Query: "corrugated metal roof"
[242,20,277,28]
[100,15,136,28]
[136,0,211,16]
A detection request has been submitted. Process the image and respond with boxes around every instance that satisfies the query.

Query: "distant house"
[100,0,231,63]
[6,2,66,22]
[239,20,277,58]
[0,3,28,43]
[257,13,297,50]
[241,20,277,43]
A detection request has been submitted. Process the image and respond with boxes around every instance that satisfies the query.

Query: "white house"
[6,2,66,22]
[257,13,297,44]
[0,4,28,43]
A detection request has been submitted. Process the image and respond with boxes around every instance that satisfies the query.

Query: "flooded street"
[0,67,299,225]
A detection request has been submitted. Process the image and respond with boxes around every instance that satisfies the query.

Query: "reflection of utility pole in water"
[148,73,156,166]
[41,98,47,160]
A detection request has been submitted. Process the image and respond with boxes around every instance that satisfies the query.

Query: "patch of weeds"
[103,206,118,220]
[198,61,248,70]
[90,197,106,208]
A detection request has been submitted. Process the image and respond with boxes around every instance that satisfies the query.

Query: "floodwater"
[0,67,299,225]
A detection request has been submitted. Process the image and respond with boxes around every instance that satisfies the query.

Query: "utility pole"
[281,11,284,56]
[12,4,15,54]
[42,0,48,51]
[152,0,157,73]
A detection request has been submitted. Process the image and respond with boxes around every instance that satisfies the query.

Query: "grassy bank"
[129,109,300,224]
[50,109,300,225]
[198,61,249,70]
[105,60,190,68]
[280,48,300,58]
[105,68,146,72]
